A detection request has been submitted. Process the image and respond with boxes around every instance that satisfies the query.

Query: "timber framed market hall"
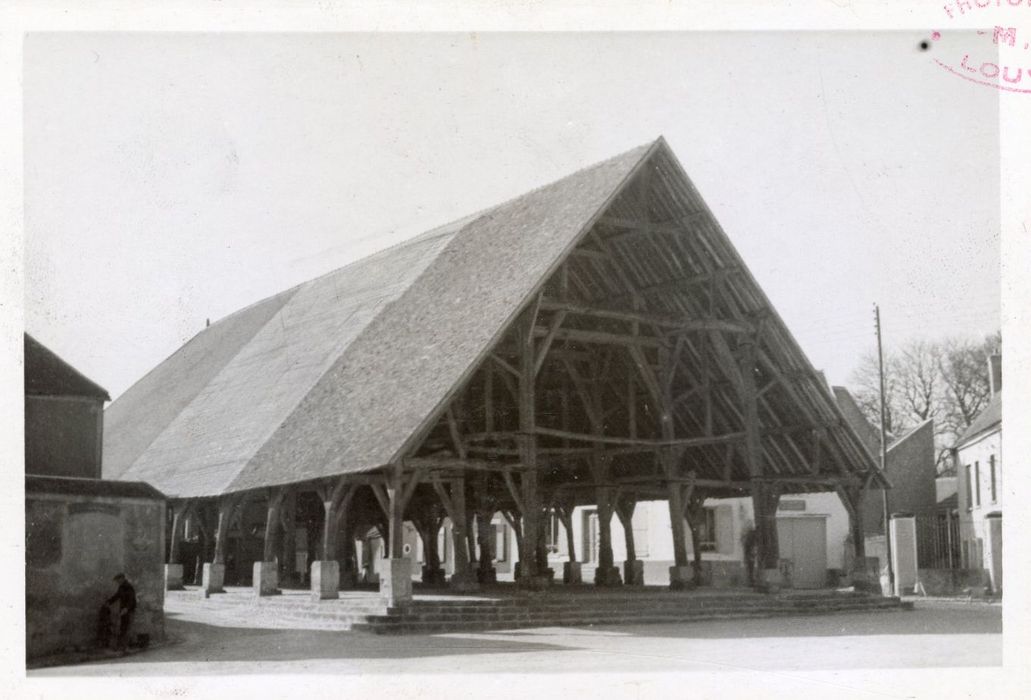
[105,137,889,604]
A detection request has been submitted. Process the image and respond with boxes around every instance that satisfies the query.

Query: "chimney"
[206,318,211,328]
[988,354,1002,396]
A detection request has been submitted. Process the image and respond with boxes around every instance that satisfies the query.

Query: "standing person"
[106,573,137,651]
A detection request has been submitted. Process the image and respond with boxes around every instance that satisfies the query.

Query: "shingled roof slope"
[107,143,652,496]
[25,334,110,400]
[955,391,1001,448]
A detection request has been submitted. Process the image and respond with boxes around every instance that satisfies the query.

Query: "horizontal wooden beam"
[602,266,742,304]
[531,425,744,449]
[532,325,665,349]
[406,456,529,473]
[538,299,754,335]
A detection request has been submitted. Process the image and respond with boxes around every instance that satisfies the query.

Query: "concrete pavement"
[29,600,999,677]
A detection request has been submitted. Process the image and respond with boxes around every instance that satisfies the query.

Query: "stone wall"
[25,476,166,660]
[917,568,991,596]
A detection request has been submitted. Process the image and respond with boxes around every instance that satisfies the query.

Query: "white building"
[953,355,1002,592]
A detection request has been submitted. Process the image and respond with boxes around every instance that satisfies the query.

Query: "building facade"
[953,356,1002,593]
[24,333,110,478]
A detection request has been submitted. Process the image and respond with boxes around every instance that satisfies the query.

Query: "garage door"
[777,516,828,589]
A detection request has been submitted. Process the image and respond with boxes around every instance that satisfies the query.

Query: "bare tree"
[848,332,1000,471]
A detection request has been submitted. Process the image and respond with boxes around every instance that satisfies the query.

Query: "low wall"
[917,568,991,596]
[25,475,166,660]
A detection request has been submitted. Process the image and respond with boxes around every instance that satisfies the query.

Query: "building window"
[990,455,997,503]
[964,464,973,510]
[974,461,981,506]
[696,507,717,552]
[494,523,508,563]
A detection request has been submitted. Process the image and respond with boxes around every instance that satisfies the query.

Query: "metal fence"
[915,512,961,569]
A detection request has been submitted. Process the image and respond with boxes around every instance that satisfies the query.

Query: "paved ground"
[29,600,999,677]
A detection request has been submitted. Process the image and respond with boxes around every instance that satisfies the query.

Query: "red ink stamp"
[932,1,1031,93]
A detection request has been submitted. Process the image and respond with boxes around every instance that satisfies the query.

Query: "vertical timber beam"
[255,487,287,596]
[204,494,241,595]
[263,488,287,563]
[165,500,192,590]
[381,465,415,604]
[168,500,191,565]
[616,494,643,585]
[517,302,541,583]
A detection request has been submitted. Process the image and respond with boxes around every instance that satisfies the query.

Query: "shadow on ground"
[71,614,572,668]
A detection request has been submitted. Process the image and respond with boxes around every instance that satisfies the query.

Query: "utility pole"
[874,304,893,591]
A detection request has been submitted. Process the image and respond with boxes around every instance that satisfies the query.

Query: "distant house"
[953,355,1002,593]
[24,333,110,478]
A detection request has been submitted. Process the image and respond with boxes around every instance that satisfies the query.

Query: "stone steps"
[354,601,910,635]
[166,587,909,635]
[351,596,909,634]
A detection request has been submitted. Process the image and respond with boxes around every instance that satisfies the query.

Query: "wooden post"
[751,481,781,571]
[385,467,405,559]
[739,337,780,580]
[449,478,470,577]
[596,483,616,572]
[517,303,541,581]
[556,500,577,562]
[666,476,690,567]
[315,478,357,561]
[263,488,287,563]
[465,505,478,569]
[168,500,191,565]
[684,490,707,580]
[616,495,636,564]
[212,495,240,566]
[431,475,476,588]
[836,484,867,560]
[279,491,297,584]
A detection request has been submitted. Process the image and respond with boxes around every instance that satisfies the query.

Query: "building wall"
[956,429,1002,570]
[25,395,103,478]
[25,489,165,659]
[862,421,937,535]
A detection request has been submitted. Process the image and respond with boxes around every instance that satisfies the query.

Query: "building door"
[583,510,599,563]
[776,516,828,588]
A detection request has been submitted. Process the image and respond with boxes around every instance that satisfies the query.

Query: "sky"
[23,32,1000,400]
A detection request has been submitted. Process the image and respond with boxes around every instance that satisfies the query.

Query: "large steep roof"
[105,143,652,496]
[106,138,884,498]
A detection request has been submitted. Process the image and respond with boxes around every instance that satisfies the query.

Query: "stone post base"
[311,560,340,600]
[778,559,794,590]
[421,566,447,586]
[448,569,480,592]
[594,566,623,587]
[756,567,782,594]
[477,567,497,584]
[563,562,583,584]
[669,565,694,590]
[164,563,185,591]
[623,560,644,586]
[202,563,225,596]
[851,556,882,594]
[339,565,359,590]
[380,558,413,606]
[253,561,281,596]
[517,575,553,591]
